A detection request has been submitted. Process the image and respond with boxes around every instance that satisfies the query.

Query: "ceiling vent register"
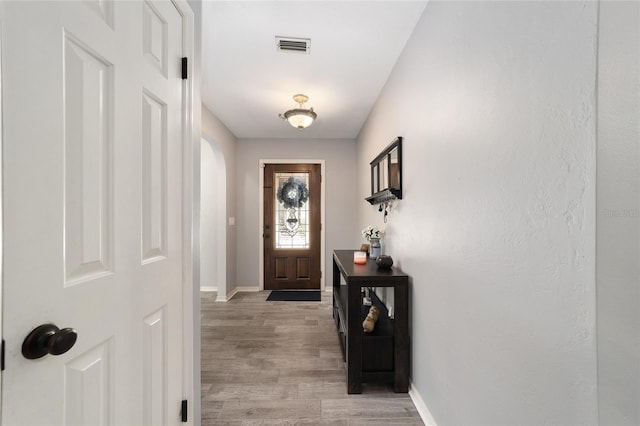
[276,36,310,54]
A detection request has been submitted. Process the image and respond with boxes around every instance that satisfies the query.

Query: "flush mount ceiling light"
[279,94,317,129]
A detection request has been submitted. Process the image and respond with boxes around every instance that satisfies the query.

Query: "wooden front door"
[264,164,321,290]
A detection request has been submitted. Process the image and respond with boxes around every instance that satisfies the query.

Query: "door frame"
[258,159,325,292]
[0,18,4,403]
[172,0,198,424]
[200,136,227,297]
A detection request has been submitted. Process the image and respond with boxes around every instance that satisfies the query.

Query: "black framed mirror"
[365,136,402,205]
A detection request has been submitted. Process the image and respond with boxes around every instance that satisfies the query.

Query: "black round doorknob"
[22,324,78,359]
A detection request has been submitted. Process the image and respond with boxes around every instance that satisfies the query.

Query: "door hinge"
[320,271,322,278]
[181,57,188,80]
[181,399,188,422]
[1,339,5,371]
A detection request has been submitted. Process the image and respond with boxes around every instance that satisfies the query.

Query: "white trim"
[214,285,260,302]
[236,285,260,292]
[0,14,4,403]
[409,381,438,426]
[200,286,217,292]
[215,287,238,302]
[258,159,326,292]
[171,0,197,425]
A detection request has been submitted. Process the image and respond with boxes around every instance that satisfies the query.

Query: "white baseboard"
[215,287,237,302]
[409,381,437,426]
[221,286,329,293]
[209,285,329,300]
[214,286,260,302]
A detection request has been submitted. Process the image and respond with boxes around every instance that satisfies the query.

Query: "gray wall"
[202,106,237,298]
[236,138,357,289]
[357,2,598,424]
[596,1,640,424]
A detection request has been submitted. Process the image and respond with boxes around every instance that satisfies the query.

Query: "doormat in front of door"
[266,290,321,302]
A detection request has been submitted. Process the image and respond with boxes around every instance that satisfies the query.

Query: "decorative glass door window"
[274,172,310,249]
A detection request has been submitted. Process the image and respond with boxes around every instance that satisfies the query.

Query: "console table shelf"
[332,249,409,394]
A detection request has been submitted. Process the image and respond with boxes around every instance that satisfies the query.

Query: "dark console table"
[332,249,409,394]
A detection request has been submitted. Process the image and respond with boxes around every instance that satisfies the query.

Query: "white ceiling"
[201,1,427,139]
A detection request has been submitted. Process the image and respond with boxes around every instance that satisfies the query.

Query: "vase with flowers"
[362,226,383,258]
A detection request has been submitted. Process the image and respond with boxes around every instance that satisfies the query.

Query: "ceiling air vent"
[276,36,310,54]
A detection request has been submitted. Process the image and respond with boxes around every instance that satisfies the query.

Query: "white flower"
[361,225,382,241]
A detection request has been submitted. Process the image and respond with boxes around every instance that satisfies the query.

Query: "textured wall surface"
[235,138,358,289]
[357,2,598,424]
[597,1,640,424]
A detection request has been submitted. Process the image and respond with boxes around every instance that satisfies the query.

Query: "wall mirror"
[365,136,402,205]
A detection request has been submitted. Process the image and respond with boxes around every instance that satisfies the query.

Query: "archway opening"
[200,137,226,300]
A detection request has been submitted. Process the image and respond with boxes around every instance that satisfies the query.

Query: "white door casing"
[0,1,191,424]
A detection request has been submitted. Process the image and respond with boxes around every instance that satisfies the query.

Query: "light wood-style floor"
[201,290,424,425]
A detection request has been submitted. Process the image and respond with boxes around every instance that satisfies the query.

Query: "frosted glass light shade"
[285,109,316,129]
[279,94,317,129]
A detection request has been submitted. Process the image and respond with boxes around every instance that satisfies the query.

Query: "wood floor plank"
[200,291,423,425]
[203,383,299,401]
[219,400,322,420]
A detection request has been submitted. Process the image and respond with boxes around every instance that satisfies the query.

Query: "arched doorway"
[200,137,227,300]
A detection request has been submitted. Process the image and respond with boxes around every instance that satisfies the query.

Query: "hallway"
[200,291,423,425]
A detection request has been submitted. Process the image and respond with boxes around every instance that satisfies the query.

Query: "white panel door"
[0,1,185,424]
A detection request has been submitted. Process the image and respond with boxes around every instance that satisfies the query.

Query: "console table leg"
[346,282,363,394]
[394,284,409,393]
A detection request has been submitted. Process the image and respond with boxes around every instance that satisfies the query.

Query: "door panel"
[141,89,168,262]
[138,2,183,424]
[143,307,167,425]
[296,257,310,279]
[64,339,114,425]
[264,164,321,290]
[0,1,184,424]
[63,30,114,286]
